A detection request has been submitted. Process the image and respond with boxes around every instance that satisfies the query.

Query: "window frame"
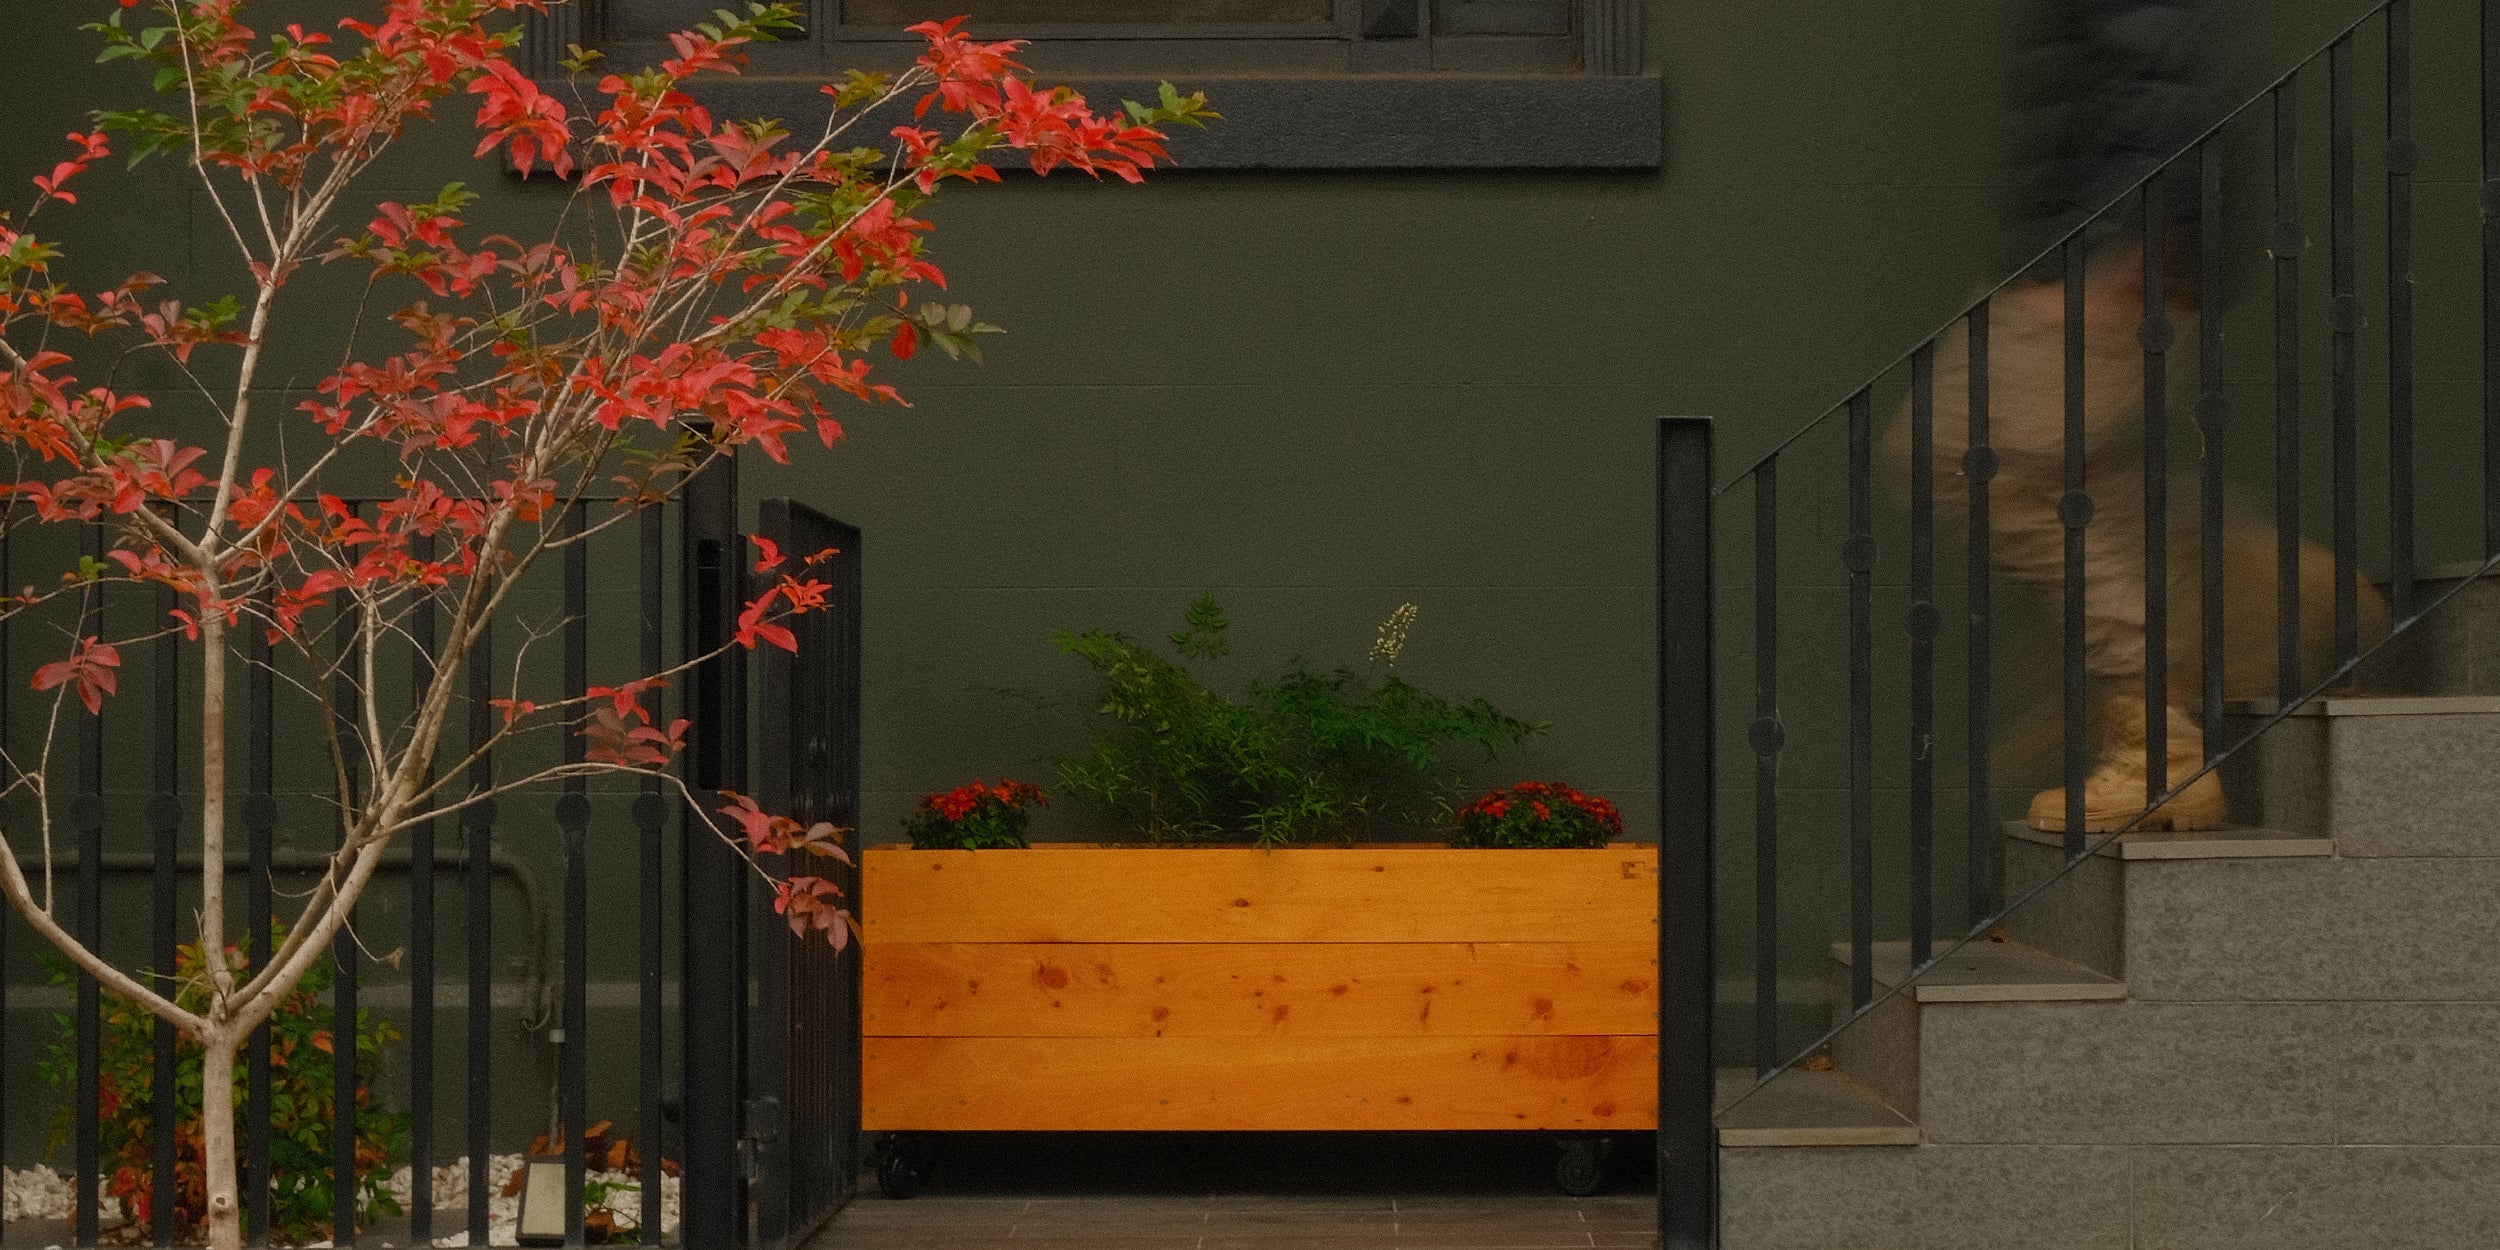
[526,0,1659,169]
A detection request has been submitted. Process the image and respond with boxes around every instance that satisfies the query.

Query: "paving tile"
[1205,1196,1400,1213]
[1201,1240,1407,1250]
[1200,1212,1401,1237]
[1009,1218,1223,1238]
[1021,1197,1226,1219]
[1391,1215,1601,1245]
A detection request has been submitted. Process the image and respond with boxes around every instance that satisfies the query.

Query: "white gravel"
[6,1156,679,1247]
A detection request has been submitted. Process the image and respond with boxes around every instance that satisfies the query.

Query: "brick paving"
[803,1132,1658,1249]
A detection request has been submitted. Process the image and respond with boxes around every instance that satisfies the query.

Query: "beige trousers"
[1886,272,2381,710]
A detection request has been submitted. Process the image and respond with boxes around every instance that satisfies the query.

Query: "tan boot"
[2025,693,2226,833]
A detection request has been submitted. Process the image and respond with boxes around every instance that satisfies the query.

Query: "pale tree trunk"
[201,1029,243,1250]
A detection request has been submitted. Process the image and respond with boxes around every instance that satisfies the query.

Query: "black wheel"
[877,1133,935,1199]
[1553,1137,1605,1196]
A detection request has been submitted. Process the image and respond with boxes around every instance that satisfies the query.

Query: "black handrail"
[1714,1,2397,495]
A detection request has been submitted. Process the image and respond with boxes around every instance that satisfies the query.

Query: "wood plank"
[862,1035,1659,1131]
[861,844,1660,944]
[863,942,1657,1037]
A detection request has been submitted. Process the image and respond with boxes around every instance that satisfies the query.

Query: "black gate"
[753,500,865,1247]
[0,481,862,1249]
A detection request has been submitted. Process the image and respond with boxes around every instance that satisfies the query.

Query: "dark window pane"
[843,0,1333,24]
[609,0,789,38]
[1435,0,1565,35]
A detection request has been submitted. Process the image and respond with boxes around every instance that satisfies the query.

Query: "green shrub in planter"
[1037,596,1544,846]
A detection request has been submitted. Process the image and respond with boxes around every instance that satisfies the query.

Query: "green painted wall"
[0,0,2462,1160]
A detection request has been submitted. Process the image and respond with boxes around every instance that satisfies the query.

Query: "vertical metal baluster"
[680,440,743,1250]
[331,510,362,1249]
[151,507,180,1250]
[560,506,591,1248]
[1966,306,1996,919]
[2331,35,2360,667]
[1655,416,1716,1250]
[246,598,276,1246]
[409,536,438,1250]
[2485,0,2500,556]
[1750,457,1780,1077]
[466,619,495,1250]
[2275,81,2305,705]
[2390,0,2417,618]
[1847,389,1876,1009]
[2199,142,2229,757]
[75,522,104,1250]
[2143,181,2172,809]
[636,505,666,1244]
[2063,240,2090,860]
[1908,346,1936,964]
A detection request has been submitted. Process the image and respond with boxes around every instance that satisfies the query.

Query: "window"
[524,0,1659,168]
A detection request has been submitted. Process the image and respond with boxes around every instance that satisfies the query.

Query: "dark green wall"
[0,0,2447,1156]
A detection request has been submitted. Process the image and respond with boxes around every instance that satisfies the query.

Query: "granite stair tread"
[1714,1067,1919,1148]
[1998,819,2332,860]
[2225,693,2500,716]
[1827,936,2124,1003]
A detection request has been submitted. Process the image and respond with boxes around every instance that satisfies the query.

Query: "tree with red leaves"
[0,3,1209,1246]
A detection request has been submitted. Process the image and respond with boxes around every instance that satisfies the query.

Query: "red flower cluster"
[1453,781,1624,849]
[925,778,1047,822]
[907,778,1045,849]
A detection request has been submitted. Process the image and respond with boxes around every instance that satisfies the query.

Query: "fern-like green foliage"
[1041,595,1545,846]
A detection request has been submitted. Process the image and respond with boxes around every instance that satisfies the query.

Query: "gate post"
[1657,416,1717,1249]
[683,446,749,1249]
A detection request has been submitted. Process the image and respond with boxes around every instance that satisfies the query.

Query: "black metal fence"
[1657,0,2500,1244]
[0,484,861,1249]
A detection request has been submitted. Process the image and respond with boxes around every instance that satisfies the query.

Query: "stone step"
[1722,1143,2500,1250]
[1823,937,2121,1124]
[1826,935,2125,1003]
[2221,694,2500,853]
[1999,820,2328,981]
[1715,1067,1917,1148]
[2000,819,2500,1001]
[2365,560,2500,696]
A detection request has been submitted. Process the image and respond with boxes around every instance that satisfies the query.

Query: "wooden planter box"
[860,843,1659,1132]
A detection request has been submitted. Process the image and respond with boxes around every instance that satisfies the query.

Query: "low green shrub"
[38,924,407,1246]
[1035,595,1544,846]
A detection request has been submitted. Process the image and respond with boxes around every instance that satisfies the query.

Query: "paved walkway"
[803,1131,1658,1249]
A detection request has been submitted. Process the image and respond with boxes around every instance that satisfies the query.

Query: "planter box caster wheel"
[876,1133,936,1199]
[1551,1134,1612,1197]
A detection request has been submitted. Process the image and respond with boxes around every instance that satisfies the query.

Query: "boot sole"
[2024,792,2227,835]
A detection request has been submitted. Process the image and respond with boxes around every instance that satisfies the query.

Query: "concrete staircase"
[1714,691,2500,1249]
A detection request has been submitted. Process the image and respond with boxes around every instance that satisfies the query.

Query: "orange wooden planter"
[859,843,1660,1132]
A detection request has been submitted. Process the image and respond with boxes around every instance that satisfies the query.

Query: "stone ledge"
[1828,938,2124,1004]
[2001,820,2332,860]
[1716,1068,1918,1148]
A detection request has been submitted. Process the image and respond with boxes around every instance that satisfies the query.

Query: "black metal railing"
[0,487,862,1250]
[1655,1,2500,1244]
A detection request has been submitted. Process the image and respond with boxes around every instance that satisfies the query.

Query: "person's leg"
[1894,250,2223,831]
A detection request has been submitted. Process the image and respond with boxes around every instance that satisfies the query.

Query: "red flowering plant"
[1450,782,1624,849]
[903,778,1046,848]
[0,3,1207,1247]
